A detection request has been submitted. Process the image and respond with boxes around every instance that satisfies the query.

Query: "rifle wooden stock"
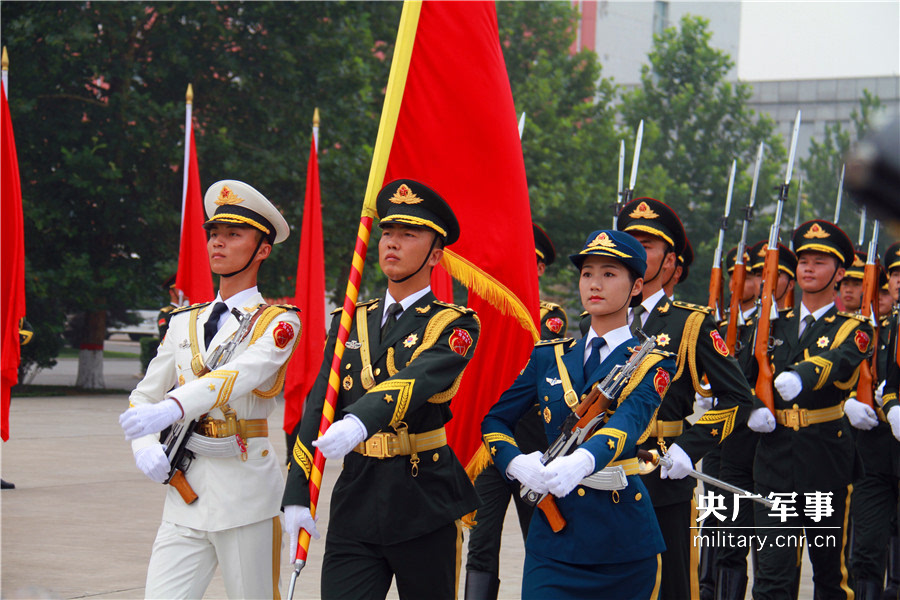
[537,495,566,532]
[708,266,723,318]
[169,468,198,504]
[856,262,880,408]
[785,287,796,310]
[754,247,779,414]
[725,263,747,354]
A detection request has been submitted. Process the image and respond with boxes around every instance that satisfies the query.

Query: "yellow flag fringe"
[441,249,540,342]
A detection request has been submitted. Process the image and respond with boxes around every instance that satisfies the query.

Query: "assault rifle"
[613,121,643,229]
[708,160,736,321]
[162,306,266,503]
[520,332,657,532]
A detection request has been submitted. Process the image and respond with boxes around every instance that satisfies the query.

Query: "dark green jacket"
[283,292,480,544]
[753,305,871,493]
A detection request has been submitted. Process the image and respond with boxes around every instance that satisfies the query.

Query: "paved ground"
[2,347,816,599]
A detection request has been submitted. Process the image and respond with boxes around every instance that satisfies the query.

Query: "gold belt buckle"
[365,433,393,459]
[783,407,809,431]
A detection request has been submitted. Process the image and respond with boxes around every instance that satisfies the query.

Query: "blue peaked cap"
[570,229,647,278]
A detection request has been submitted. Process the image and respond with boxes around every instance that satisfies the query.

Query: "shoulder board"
[579,310,588,318]
[330,307,343,315]
[837,311,868,322]
[540,301,562,311]
[356,298,379,308]
[434,300,475,314]
[717,319,727,328]
[170,301,211,316]
[650,349,676,359]
[271,303,301,313]
[535,337,574,347]
[159,305,175,314]
[672,301,713,314]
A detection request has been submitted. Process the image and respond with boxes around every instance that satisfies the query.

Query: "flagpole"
[180,85,193,239]
[313,107,319,152]
[288,1,423,591]
[2,47,8,94]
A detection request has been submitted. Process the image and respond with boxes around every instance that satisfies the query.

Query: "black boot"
[851,579,883,600]
[0,479,14,490]
[885,536,900,599]
[715,567,748,600]
[699,545,717,600]
[464,570,500,600]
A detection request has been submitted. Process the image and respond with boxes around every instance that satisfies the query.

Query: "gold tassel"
[459,444,495,530]
[441,250,540,342]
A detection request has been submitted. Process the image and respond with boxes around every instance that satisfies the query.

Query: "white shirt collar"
[629,288,667,327]
[584,324,634,365]
[799,301,834,323]
[382,286,432,326]
[213,286,260,328]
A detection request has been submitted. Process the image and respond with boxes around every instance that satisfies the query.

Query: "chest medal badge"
[403,333,419,348]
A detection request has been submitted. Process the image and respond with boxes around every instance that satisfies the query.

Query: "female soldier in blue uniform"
[482,229,675,599]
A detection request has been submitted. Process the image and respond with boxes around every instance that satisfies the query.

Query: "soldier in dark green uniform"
[710,242,797,599]
[749,220,871,600]
[616,198,757,600]
[464,224,566,600]
[846,243,900,599]
[282,179,480,600]
[156,274,184,340]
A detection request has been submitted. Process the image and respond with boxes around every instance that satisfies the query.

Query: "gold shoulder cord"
[553,343,579,409]
[613,353,665,445]
[188,307,205,376]
[674,310,709,395]
[427,312,481,404]
[356,304,376,390]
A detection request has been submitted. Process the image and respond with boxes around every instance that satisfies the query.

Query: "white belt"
[580,465,629,491]
[186,435,243,458]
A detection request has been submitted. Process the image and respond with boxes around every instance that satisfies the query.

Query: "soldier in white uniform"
[119,180,301,599]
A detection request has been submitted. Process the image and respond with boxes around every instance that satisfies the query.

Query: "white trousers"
[145,517,282,599]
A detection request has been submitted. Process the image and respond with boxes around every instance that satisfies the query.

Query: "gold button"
[635,492,642,501]
[262,450,269,457]
[837,430,843,438]
[432,452,439,462]
[544,396,548,401]
[345,364,351,370]
[577,488,585,496]
[375,368,381,376]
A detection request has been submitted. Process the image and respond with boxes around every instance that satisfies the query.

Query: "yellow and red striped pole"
[288,1,423,591]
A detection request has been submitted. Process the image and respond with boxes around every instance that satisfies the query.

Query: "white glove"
[844,397,878,431]
[312,414,367,460]
[660,443,693,480]
[283,505,320,563]
[119,399,183,441]
[774,371,803,402]
[134,444,171,484]
[748,407,776,433]
[889,407,900,441]
[876,381,886,407]
[544,449,595,498]
[507,451,549,494]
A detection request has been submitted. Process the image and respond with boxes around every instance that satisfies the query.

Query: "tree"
[619,15,786,303]
[1,1,399,386]
[799,90,884,245]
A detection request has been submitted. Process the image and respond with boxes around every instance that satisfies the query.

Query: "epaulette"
[535,337,575,347]
[170,301,211,316]
[650,348,676,359]
[540,301,562,311]
[330,307,343,315]
[356,298,379,308]
[837,311,868,322]
[159,305,176,315]
[434,300,475,314]
[672,301,713,314]
[272,303,301,313]
[579,310,588,319]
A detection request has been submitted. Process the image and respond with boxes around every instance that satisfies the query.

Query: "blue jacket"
[482,335,674,565]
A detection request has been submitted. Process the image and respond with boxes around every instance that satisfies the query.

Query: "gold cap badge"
[852,255,865,268]
[587,232,616,248]
[629,201,659,219]
[803,223,830,239]
[215,185,246,206]
[389,183,423,205]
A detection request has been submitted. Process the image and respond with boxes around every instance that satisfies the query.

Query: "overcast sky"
[738,1,900,80]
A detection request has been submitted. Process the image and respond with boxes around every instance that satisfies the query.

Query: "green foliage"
[798,90,884,243]
[619,15,785,303]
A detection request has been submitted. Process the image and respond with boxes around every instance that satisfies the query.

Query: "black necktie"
[204,302,229,349]
[798,314,816,346]
[630,305,646,336]
[584,337,605,381]
[381,302,403,341]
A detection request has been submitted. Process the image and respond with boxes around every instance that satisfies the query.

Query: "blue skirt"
[523,551,661,600]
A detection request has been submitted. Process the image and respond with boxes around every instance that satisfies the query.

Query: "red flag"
[382,1,539,468]
[430,264,454,303]
[175,123,214,304]
[1,85,27,441]
[283,134,326,434]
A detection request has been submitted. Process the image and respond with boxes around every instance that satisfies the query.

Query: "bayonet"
[709,160,736,321]
[858,205,868,251]
[614,121,643,229]
[518,111,526,140]
[612,140,625,228]
[833,164,845,223]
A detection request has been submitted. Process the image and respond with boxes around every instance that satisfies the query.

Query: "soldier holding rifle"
[482,229,674,598]
[749,219,871,600]
[616,197,756,600]
[119,180,301,599]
